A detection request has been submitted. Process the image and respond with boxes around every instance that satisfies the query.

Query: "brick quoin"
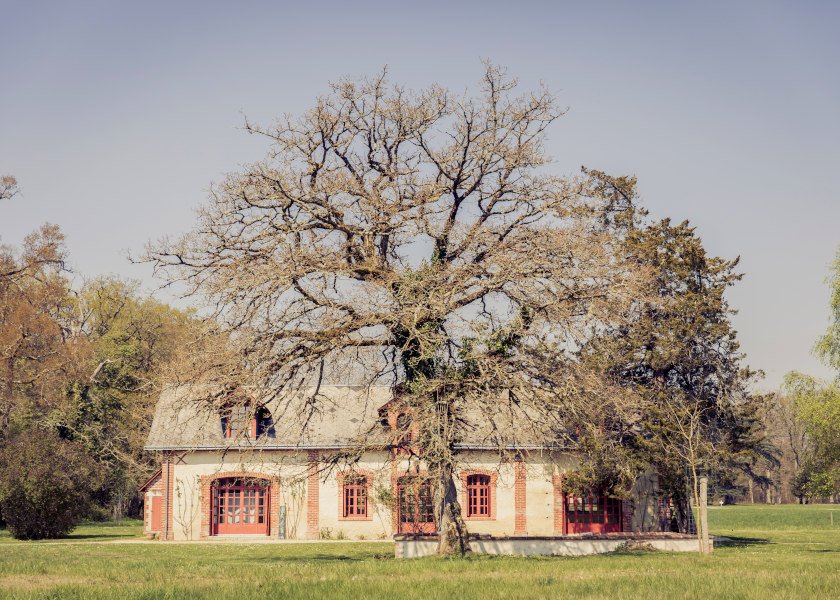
[552,473,565,535]
[163,451,175,541]
[514,459,527,535]
[306,450,320,539]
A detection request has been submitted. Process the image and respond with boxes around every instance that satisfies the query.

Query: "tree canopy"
[148,65,652,553]
[580,201,767,531]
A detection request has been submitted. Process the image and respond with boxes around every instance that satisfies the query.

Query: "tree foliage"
[814,248,840,371]
[775,245,840,501]
[784,374,840,498]
[0,223,79,440]
[0,428,102,539]
[581,187,768,530]
[54,278,196,516]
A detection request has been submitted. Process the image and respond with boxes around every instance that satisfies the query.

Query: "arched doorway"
[397,475,435,534]
[211,477,270,535]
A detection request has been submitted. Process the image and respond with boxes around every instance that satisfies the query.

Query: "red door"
[212,478,270,535]
[564,491,622,534]
[397,476,436,534]
[150,495,162,532]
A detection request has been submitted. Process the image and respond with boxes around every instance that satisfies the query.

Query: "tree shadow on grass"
[249,554,371,563]
[715,536,770,548]
[63,533,140,540]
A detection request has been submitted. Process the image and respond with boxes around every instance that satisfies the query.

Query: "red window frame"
[341,475,368,519]
[212,478,270,535]
[397,476,435,534]
[564,490,622,534]
[223,405,257,439]
[466,474,491,517]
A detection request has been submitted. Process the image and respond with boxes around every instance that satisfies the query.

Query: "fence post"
[699,477,710,554]
[279,505,287,539]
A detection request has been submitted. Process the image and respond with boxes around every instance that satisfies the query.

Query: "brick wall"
[552,473,564,535]
[306,450,320,539]
[163,452,175,541]
[514,459,527,535]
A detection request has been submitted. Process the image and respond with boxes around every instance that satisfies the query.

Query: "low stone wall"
[394,534,709,558]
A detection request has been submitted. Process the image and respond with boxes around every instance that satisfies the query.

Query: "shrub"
[0,429,102,540]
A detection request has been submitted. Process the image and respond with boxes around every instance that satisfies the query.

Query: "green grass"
[0,505,838,599]
[0,519,145,544]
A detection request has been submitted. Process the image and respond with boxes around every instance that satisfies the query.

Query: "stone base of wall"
[394,534,711,558]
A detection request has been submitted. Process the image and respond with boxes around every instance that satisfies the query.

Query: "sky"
[1,0,838,390]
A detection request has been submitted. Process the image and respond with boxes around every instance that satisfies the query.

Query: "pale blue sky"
[1,0,838,389]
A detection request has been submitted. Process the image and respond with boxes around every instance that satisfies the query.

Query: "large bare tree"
[148,65,650,554]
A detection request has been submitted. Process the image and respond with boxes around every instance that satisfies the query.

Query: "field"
[0,504,838,599]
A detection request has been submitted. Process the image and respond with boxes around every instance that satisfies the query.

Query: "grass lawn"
[0,505,838,599]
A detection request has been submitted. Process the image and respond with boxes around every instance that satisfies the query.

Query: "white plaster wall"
[168,449,581,541]
[524,461,555,536]
[456,455,516,536]
[317,451,394,540]
[171,450,309,540]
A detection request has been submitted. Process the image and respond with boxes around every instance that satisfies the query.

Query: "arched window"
[393,412,415,445]
[221,403,274,439]
[341,473,369,518]
[466,474,491,517]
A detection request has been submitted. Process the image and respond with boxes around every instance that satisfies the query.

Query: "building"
[142,384,664,541]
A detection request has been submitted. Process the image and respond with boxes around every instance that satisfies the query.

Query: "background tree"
[783,373,839,500]
[147,65,651,554]
[776,245,840,502]
[1,176,19,202]
[2,175,193,527]
[750,390,808,504]
[0,223,79,440]
[581,187,769,531]
[814,248,840,371]
[0,428,102,539]
[51,277,196,518]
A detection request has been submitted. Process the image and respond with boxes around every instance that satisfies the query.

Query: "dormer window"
[394,412,415,445]
[221,403,273,439]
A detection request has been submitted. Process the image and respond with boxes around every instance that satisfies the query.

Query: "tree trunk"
[748,478,755,504]
[1,359,14,440]
[766,469,773,504]
[689,467,703,553]
[434,464,471,556]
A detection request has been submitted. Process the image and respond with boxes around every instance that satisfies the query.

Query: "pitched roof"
[144,384,392,451]
[138,469,162,492]
[144,384,564,452]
